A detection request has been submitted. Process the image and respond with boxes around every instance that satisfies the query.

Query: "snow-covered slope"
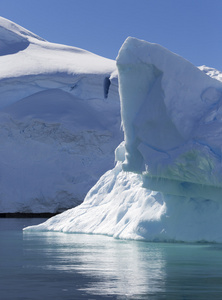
[0,17,122,213]
[0,17,119,107]
[24,37,222,243]
[198,65,222,83]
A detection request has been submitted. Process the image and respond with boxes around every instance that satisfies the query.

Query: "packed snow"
[24,37,222,242]
[0,17,122,213]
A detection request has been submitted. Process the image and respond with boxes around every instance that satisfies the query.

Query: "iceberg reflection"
[23,232,166,298]
[22,232,222,299]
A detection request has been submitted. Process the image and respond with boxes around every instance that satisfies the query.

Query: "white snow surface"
[24,161,222,242]
[24,37,222,242]
[0,17,122,213]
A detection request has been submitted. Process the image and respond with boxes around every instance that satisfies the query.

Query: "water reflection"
[162,243,222,299]
[23,231,222,299]
[23,232,166,298]
[1,219,222,299]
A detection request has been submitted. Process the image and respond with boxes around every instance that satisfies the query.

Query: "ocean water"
[1,218,222,299]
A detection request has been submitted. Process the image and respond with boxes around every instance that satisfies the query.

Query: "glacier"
[0,17,122,213]
[24,37,222,242]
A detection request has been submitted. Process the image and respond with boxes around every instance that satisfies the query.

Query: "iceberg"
[0,17,122,213]
[24,37,222,242]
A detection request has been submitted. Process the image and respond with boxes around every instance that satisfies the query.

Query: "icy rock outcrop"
[24,38,222,242]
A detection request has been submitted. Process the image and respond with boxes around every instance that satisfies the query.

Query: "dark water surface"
[1,218,222,299]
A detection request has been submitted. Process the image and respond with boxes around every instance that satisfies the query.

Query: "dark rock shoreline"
[0,213,58,218]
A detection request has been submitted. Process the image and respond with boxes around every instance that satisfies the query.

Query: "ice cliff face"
[0,17,122,213]
[24,37,222,243]
[117,38,222,197]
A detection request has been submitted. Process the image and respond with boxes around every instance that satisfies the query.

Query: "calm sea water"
[1,218,222,300]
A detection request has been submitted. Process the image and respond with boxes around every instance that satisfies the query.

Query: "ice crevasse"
[24,37,222,243]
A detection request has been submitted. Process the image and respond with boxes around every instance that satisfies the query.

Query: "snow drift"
[0,17,122,213]
[24,37,222,242]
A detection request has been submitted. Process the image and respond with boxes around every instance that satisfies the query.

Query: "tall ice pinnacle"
[116,37,222,199]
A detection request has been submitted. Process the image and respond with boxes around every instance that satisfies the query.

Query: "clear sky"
[1,0,222,70]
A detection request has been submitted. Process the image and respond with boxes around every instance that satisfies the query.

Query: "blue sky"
[1,0,222,70]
